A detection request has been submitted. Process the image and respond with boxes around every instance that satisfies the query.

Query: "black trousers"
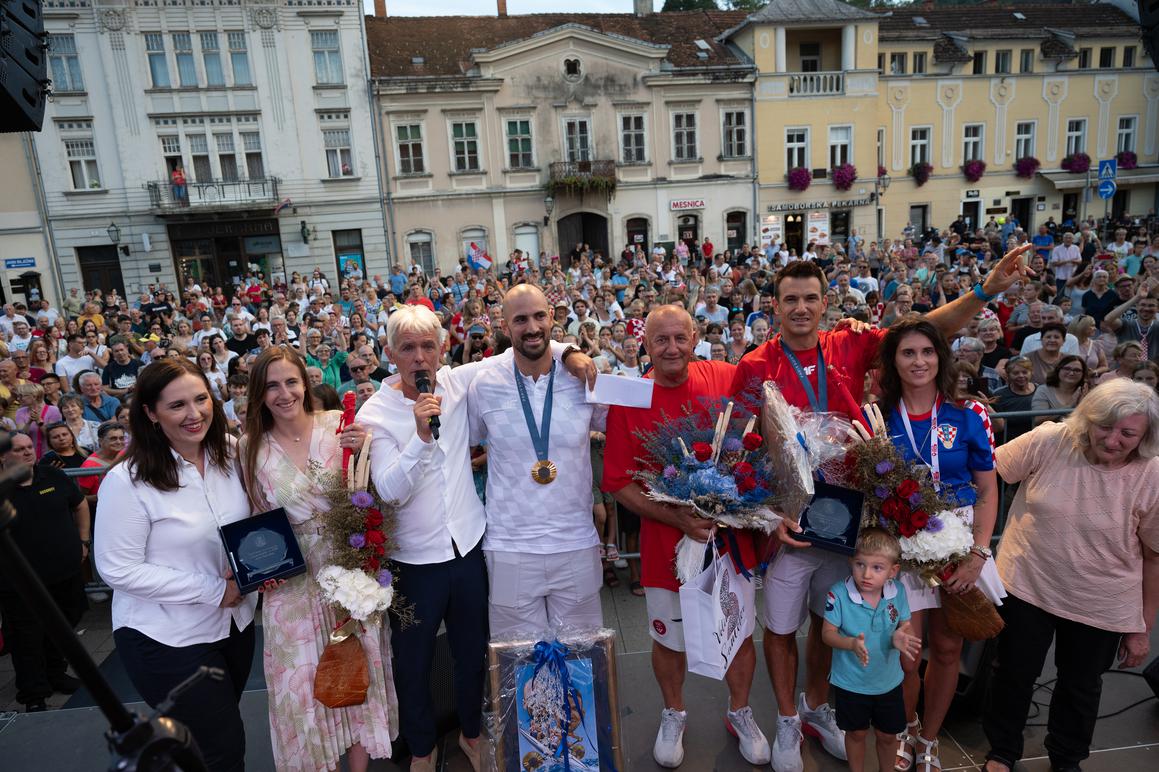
[0,571,87,705]
[389,543,489,758]
[983,593,1122,768]
[114,620,255,772]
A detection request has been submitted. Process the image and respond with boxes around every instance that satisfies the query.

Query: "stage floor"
[2,582,1157,771]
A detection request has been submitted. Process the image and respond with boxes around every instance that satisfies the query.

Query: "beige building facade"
[0,135,61,306]
[369,11,757,271]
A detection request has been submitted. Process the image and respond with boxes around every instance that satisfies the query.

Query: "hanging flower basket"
[832,163,858,191]
[961,159,987,183]
[877,164,888,178]
[1061,152,1091,173]
[1117,150,1138,170]
[1015,156,1040,179]
[909,162,933,187]
[787,167,812,192]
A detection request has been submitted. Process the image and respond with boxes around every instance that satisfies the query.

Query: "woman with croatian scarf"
[864,316,1004,772]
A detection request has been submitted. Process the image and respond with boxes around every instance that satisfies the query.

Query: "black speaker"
[0,0,48,133]
[1143,0,1159,73]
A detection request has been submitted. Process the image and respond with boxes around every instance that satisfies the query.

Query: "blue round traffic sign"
[1098,179,1117,200]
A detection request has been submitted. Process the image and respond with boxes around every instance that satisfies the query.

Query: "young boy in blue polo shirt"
[821,528,922,772]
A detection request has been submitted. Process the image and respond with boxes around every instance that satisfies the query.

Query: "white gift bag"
[678,542,756,680]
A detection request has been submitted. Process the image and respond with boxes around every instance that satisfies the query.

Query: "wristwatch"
[969,545,993,560]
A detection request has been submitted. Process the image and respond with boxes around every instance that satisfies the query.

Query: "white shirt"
[467,350,606,554]
[1050,244,1081,280]
[1019,331,1081,357]
[360,363,488,565]
[94,445,257,647]
[55,353,96,383]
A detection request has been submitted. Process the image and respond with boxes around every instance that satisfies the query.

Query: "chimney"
[374,0,385,18]
[635,0,651,17]
[498,0,507,17]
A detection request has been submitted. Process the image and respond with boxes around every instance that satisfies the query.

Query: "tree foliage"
[661,0,721,11]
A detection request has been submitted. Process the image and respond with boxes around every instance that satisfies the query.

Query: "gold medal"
[530,459,558,485]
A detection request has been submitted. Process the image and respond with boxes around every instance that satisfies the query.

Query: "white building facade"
[32,0,387,300]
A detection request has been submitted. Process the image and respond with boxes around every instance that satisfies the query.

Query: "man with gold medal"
[467,284,608,637]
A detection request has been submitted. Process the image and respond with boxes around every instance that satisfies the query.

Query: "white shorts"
[645,587,685,653]
[485,545,603,638]
[761,547,849,635]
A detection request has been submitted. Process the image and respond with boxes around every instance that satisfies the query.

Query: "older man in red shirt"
[603,304,768,769]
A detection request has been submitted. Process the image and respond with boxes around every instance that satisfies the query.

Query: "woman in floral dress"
[242,346,397,772]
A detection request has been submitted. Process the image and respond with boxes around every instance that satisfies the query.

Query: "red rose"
[364,509,384,528]
[732,461,755,479]
[881,496,909,522]
[895,479,920,499]
[374,544,385,555]
[742,432,763,451]
[898,519,918,538]
[910,510,929,529]
[364,529,386,545]
[365,557,380,572]
[737,476,758,494]
[692,442,713,462]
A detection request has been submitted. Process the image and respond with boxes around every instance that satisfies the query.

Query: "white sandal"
[913,736,941,772]
[894,718,921,772]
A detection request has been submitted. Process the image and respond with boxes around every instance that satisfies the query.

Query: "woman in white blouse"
[94,358,257,772]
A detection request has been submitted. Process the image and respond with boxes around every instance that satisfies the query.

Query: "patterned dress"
[249,410,398,771]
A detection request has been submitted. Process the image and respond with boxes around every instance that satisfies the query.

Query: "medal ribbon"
[780,338,827,412]
[899,396,940,489]
[514,358,555,466]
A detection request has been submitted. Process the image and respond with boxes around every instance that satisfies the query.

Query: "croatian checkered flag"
[466,242,492,270]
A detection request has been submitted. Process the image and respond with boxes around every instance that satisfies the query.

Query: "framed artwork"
[487,630,623,772]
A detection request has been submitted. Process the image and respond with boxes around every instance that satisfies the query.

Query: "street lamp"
[873,173,891,241]
[543,193,555,227]
[106,222,120,244]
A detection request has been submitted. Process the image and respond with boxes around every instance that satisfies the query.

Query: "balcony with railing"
[547,160,617,196]
[789,71,845,96]
[147,177,280,213]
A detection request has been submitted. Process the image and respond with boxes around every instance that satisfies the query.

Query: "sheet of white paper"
[584,373,654,408]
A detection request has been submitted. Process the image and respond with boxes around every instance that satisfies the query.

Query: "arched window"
[513,224,540,268]
[460,227,489,269]
[406,230,435,273]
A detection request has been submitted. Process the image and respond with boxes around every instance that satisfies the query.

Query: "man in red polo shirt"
[603,305,768,769]
[731,248,1032,772]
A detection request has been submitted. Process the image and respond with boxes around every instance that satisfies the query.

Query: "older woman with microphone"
[95,358,256,772]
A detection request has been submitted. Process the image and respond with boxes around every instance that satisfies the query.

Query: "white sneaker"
[653,708,687,768]
[799,692,848,761]
[771,714,804,772]
[726,706,771,765]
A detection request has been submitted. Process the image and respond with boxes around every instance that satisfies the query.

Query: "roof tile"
[367,11,749,79]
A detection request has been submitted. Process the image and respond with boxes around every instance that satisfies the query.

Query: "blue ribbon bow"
[531,639,585,770]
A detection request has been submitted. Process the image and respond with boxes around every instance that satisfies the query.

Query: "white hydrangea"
[898,511,973,566]
[316,565,394,621]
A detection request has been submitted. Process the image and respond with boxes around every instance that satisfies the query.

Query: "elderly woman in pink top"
[983,379,1159,772]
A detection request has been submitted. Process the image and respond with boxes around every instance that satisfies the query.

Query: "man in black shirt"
[225,317,257,357]
[101,340,143,400]
[0,432,90,711]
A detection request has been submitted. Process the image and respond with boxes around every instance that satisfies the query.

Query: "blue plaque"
[798,481,865,556]
[219,507,306,594]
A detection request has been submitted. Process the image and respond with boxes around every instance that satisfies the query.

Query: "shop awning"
[1040,166,1159,190]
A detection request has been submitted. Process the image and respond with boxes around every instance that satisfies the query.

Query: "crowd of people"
[0,208,1154,772]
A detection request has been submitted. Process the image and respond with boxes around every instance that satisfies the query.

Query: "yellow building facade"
[732,0,1157,252]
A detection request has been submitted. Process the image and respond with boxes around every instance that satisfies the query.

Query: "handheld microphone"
[413,370,440,440]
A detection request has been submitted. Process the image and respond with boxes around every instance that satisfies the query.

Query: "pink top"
[995,421,1159,633]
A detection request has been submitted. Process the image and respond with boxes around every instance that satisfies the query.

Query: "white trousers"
[484,545,604,638]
